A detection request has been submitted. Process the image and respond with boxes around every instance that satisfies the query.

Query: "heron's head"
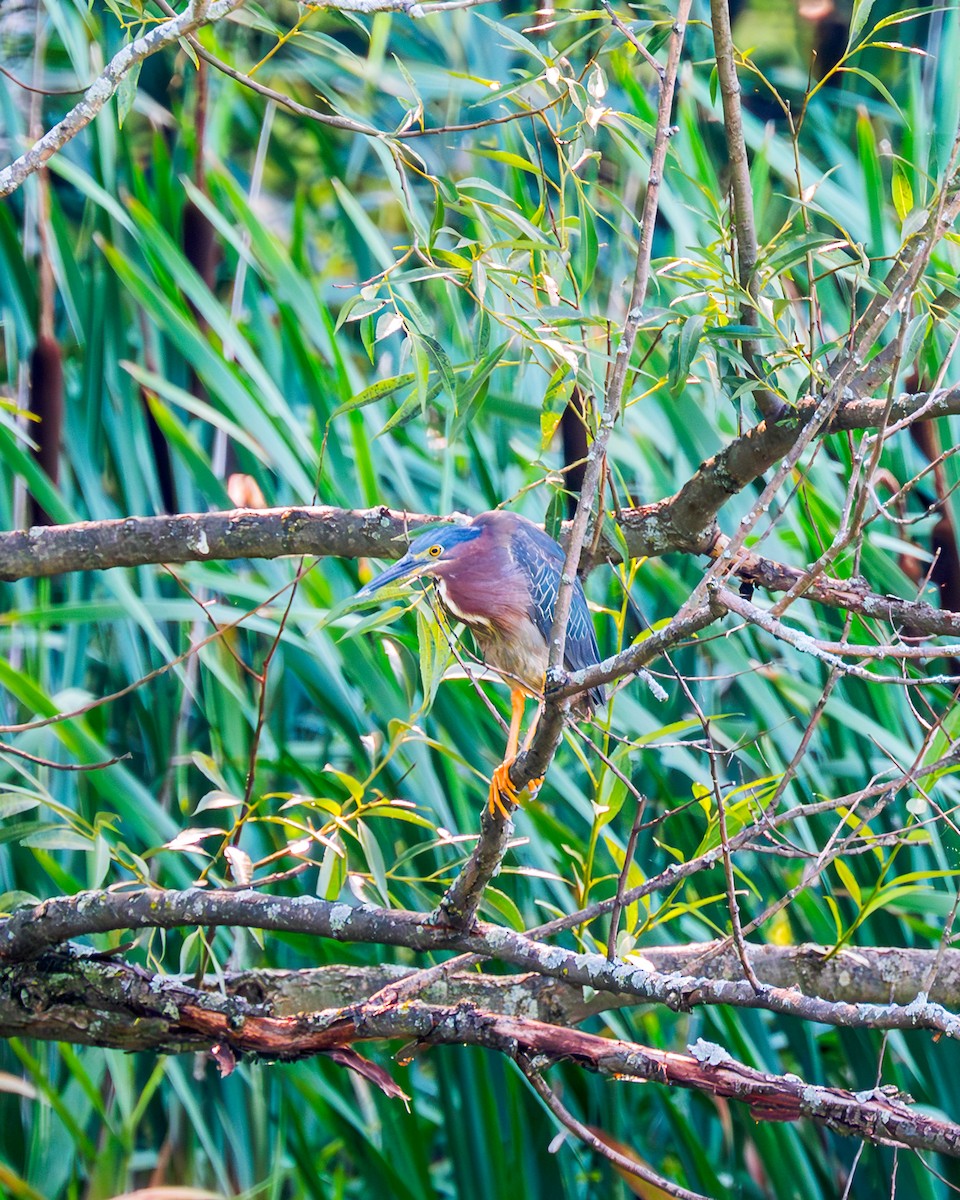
[355,524,483,598]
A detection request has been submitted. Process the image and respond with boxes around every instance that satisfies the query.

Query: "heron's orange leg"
[520,704,545,794]
[521,705,541,750]
[488,689,526,817]
[488,693,549,815]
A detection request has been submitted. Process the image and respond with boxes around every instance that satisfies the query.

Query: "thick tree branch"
[10,940,960,1032]
[728,549,960,637]
[0,504,444,582]
[4,949,959,1160]
[4,888,960,1039]
[3,386,959,582]
[4,497,960,644]
[620,385,960,557]
[230,940,960,1019]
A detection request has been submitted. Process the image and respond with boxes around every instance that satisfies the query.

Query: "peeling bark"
[3,950,958,1159]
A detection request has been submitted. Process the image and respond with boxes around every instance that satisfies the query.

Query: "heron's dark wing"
[510,520,605,708]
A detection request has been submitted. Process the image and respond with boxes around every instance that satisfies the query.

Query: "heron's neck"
[434,576,494,629]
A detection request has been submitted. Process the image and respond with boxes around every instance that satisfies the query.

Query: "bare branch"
[5,949,960,1159]
[437,2,695,929]
[548,0,693,678]
[177,37,382,136]
[715,586,960,686]
[437,601,721,926]
[5,888,960,1041]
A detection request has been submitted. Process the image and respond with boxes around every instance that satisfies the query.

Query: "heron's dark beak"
[355,554,429,599]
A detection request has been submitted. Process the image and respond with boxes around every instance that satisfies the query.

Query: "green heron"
[355,510,604,815]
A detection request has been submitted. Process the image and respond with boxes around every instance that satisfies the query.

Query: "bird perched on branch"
[355,509,604,816]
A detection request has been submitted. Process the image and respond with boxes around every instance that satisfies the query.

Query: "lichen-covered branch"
[15,940,960,1027]
[4,949,959,1159]
[3,386,959,585]
[4,888,960,1040]
[0,504,442,583]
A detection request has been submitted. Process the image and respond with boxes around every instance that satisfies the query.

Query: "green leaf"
[0,891,39,914]
[373,391,416,437]
[0,793,41,819]
[891,161,915,222]
[823,894,845,943]
[330,374,417,419]
[544,489,565,543]
[356,820,389,904]
[482,886,525,930]
[833,858,862,907]
[115,60,142,128]
[838,65,904,120]
[594,765,628,828]
[848,0,876,48]
[451,339,510,437]
[416,607,451,708]
[669,313,705,395]
[316,836,346,901]
[19,827,94,851]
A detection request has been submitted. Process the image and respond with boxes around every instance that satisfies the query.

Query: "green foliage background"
[2,0,960,1195]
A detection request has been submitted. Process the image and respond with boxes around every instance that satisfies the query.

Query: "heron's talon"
[487,761,545,816]
[488,759,519,817]
[487,788,513,819]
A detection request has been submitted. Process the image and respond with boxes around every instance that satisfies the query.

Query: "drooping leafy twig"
[0,0,248,199]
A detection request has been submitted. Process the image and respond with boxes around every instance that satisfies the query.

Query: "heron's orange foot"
[488,759,519,817]
[487,764,546,816]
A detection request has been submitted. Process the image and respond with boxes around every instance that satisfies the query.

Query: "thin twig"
[521,1062,711,1200]
[605,795,645,960]
[0,743,128,771]
[715,587,960,688]
[599,0,664,77]
[709,0,782,419]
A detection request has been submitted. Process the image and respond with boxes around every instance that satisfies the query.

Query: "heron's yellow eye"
[428,545,443,558]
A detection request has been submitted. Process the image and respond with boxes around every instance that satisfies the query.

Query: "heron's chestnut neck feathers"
[433,515,527,634]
